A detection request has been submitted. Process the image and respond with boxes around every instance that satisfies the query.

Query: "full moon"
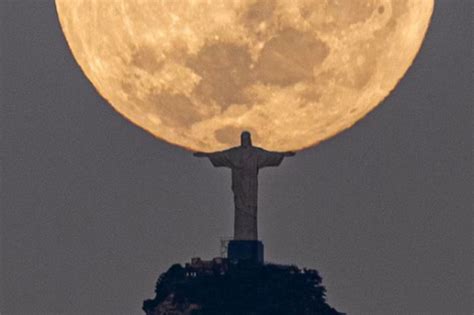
[55,0,433,152]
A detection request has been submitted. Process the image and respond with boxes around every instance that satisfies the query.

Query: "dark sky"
[1,1,471,315]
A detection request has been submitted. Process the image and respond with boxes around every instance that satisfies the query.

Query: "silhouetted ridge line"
[143,258,345,315]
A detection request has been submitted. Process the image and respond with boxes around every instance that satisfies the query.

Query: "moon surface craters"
[55,0,434,151]
[254,28,330,86]
[146,92,203,128]
[186,42,254,111]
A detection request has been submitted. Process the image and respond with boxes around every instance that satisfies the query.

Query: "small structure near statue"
[185,257,229,277]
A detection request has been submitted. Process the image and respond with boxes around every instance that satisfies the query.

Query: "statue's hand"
[193,152,208,157]
[284,151,296,157]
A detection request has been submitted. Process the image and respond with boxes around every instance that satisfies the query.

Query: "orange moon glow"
[55,0,434,152]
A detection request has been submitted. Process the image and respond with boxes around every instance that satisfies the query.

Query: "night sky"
[1,1,471,315]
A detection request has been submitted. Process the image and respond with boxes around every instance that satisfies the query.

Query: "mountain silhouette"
[143,258,345,315]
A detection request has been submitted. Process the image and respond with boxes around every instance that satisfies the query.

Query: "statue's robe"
[207,146,285,240]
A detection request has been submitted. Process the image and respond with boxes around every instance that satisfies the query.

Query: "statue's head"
[241,131,252,147]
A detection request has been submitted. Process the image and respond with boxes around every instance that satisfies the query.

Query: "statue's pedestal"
[228,240,264,264]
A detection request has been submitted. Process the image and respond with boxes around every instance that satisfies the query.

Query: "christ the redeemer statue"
[194,131,295,241]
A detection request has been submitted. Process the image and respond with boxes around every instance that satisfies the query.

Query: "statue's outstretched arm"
[257,149,295,168]
[193,149,234,168]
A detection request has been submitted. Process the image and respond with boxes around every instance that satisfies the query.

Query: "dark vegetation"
[143,261,345,315]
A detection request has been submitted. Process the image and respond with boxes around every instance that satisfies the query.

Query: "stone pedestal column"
[228,240,264,264]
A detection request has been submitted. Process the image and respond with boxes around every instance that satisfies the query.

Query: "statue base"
[228,240,264,264]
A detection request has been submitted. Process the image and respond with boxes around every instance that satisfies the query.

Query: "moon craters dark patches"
[131,45,164,73]
[147,91,204,128]
[167,38,190,61]
[120,80,134,95]
[186,43,253,110]
[326,1,379,26]
[374,1,409,40]
[340,45,378,89]
[244,0,276,22]
[254,29,330,86]
[300,85,322,102]
[215,126,260,147]
[241,0,276,30]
